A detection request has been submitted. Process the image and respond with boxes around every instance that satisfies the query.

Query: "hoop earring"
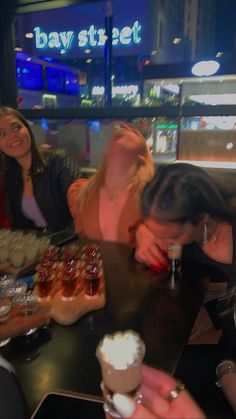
[202,223,208,245]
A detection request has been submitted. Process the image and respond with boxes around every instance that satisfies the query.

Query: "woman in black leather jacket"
[0,106,80,232]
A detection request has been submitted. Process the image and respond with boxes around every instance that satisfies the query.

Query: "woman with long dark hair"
[0,106,80,232]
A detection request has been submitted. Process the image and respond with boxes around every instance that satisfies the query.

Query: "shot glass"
[4,281,28,304]
[16,292,39,316]
[0,274,16,293]
[60,245,79,262]
[25,234,39,262]
[96,330,145,418]
[168,244,182,274]
[9,242,25,268]
[38,236,51,255]
[61,261,78,300]
[0,238,10,263]
[35,271,54,300]
[83,261,102,298]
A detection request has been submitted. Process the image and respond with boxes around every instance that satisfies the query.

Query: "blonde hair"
[78,121,154,213]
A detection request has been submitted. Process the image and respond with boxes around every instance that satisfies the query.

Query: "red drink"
[37,276,53,298]
[62,275,77,299]
[86,274,100,297]
[61,245,78,262]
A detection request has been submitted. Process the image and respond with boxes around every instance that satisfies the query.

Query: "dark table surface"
[1,239,209,415]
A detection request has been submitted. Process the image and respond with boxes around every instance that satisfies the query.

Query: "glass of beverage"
[0,239,9,263]
[84,261,102,298]
[60,245,79,262]
[81,244,101,263]
[41,245,58,263]
[25,234,39,262]
[16,292,39,316]
[9,241,25,268]
[0,274,15,292]
[60,260,78,300]
[38,236,51,255]
[168,244,182,289]
[168,244,182,274]
[35,271,54,300]
[0,296,13,347]
[3,281,28,303]
[96,330,145,418]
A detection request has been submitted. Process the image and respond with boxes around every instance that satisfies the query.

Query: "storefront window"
[179,116,236,164]
[143,79,180,107]
[182,76,236,106]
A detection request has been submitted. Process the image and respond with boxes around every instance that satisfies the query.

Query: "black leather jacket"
[6,149,80,232]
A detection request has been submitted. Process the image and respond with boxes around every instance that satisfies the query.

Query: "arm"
[67,178,87,233]
[51,150,81,197]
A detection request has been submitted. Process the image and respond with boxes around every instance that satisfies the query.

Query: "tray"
[50,278,106,326]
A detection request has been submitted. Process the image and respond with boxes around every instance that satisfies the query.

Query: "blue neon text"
[34,21,142,54]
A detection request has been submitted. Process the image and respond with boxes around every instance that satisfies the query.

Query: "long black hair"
[141,163,234,225]
[0,106,45,176]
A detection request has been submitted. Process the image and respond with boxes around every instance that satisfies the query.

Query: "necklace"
[103,180,132,206]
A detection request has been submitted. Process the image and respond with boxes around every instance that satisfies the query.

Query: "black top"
[5,149,80,232]
[183,218,236,285]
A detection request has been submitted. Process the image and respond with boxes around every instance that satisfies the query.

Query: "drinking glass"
[83,261,102,298]
[60,245,79,262]
[16,292,39,316]
[9,242,25,268]
[3,281,28,303]
[168,244,182,273]
[0,239,9,263]
[0,296,13,347]
[35,271,54,300]
[0,274,15,293]
[60,261,78,300]
[168,244,182,289]
[38,236,51,255]
[25,234,39,262]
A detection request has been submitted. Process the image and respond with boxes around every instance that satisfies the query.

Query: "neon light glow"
[92,85,139,96]
[191,60,220,77]
[34,21,142,55]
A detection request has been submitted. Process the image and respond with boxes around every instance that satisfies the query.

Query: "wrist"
[216,359,236,387]
[128,219,143,247]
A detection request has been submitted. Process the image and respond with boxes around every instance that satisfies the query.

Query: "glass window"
[143,79,180,106]
[179,116,236,164]
[182,76,236,106]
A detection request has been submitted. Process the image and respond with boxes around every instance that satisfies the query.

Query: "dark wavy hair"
[141,163,234,225]
[0,106,45,175]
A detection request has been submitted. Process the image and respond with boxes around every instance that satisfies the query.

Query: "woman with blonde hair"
[67,121,154,244]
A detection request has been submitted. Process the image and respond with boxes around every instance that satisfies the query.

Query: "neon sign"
[92,85,139,96]
[34,21,142,55]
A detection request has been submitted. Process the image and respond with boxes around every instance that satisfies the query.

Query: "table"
[1,239,209,415]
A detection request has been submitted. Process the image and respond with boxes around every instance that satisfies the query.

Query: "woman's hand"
[108,364,206,419]
[134,223,168,268]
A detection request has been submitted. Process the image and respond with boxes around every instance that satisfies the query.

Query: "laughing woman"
[0,107,80,232]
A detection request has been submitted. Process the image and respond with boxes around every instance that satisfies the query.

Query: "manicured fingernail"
[112,393,136,418]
